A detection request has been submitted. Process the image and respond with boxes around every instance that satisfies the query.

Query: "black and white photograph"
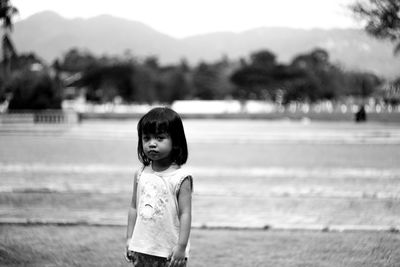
[1,0,400,266]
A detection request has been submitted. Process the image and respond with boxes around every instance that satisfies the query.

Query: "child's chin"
[147,155,159,161]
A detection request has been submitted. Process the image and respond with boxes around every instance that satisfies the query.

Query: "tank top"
[128,164,193,258]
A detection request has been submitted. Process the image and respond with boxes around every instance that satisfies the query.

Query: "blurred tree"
[76,63,135,103]
[212,57,236,99]
[351,0,400,54]
[231,66,274,99]
[7,70,62,110]
[58,48,98,73]
[132,63,158,103]
[0,0,18,75]
[192,62,219,99]
[230,50,279,100]
[288,48,347,102]
[291,48,329,69]
[155,66,191,103]
[143,56,159,70]
[191,59,234,100]
[0,52,43,102]
[232,48,366,104]
[12,53,43,71]
[344,71,382,98]
[250,50,276,70]
[0,0,18,101]
[383,77,400,104]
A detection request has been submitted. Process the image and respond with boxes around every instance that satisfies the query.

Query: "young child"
[126,107,193,267]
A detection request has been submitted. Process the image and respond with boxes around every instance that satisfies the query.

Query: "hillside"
[13,11,400,79]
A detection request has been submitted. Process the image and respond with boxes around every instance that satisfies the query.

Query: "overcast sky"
[13,0,361,38]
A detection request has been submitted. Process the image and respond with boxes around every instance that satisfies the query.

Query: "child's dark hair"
[137,107,188,166]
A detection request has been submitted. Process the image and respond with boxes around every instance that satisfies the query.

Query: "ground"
[1,225,400,267]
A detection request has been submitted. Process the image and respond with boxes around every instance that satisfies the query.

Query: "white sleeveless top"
[128,164,193,258]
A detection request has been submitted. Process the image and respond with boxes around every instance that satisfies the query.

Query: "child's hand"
[125,238,133,262]
[167,245,186,267]
[125,250,134,262]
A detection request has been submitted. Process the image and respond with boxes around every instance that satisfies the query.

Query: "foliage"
[0,53,44,102]
[344,71,382,97]
[0,0,18,30]
[57,47,383,104]
[192,61,233,100]
[6,69,62,110]
[59,50,235,104]
[1,45,386,109]
[351,0,400,54]
[155,66,191,103]
[231,50,287,100]
[230,48,375,103]
[287,49,347,102]
[0,0,18,80]
[58,48,99,73]
[11,52,43,71]
[75,63,135,103]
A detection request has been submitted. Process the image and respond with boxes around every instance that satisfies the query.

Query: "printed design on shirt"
[138,177,169,221]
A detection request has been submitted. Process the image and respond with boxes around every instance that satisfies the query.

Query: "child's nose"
[149,139,157,147]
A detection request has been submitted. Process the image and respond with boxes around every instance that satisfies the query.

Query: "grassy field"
[1,225,400,267]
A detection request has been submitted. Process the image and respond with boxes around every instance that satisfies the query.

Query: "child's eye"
[142,136,150,141]
[156,135,165,141]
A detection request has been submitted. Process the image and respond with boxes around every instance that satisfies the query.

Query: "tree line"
[0,47,388,110]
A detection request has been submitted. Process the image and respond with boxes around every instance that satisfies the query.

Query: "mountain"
[14,11,182,62]
[182,28,399,79]
[13,11,400,79]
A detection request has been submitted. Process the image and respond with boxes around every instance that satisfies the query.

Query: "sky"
[13,0,361,38]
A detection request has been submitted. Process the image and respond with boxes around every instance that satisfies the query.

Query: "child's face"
[142,132,173,163]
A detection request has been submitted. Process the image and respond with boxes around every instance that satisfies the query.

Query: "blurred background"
[1,0,400,266]
[0,0,399,117]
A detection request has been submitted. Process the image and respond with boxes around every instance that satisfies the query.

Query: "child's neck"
[151,158,174,172]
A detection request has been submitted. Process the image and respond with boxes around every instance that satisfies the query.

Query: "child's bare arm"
[126,171,138,247]
[168,177,192,267]
[177,177,192,247]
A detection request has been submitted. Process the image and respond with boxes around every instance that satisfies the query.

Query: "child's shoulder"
[134,164,193,179]
[175,165,194,180]
[134,165,146,173]
[175,166,194,192]
[175,166,193,187]
[133,165,147,179]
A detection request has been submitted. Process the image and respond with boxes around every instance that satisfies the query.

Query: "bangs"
[140,116,170,135]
